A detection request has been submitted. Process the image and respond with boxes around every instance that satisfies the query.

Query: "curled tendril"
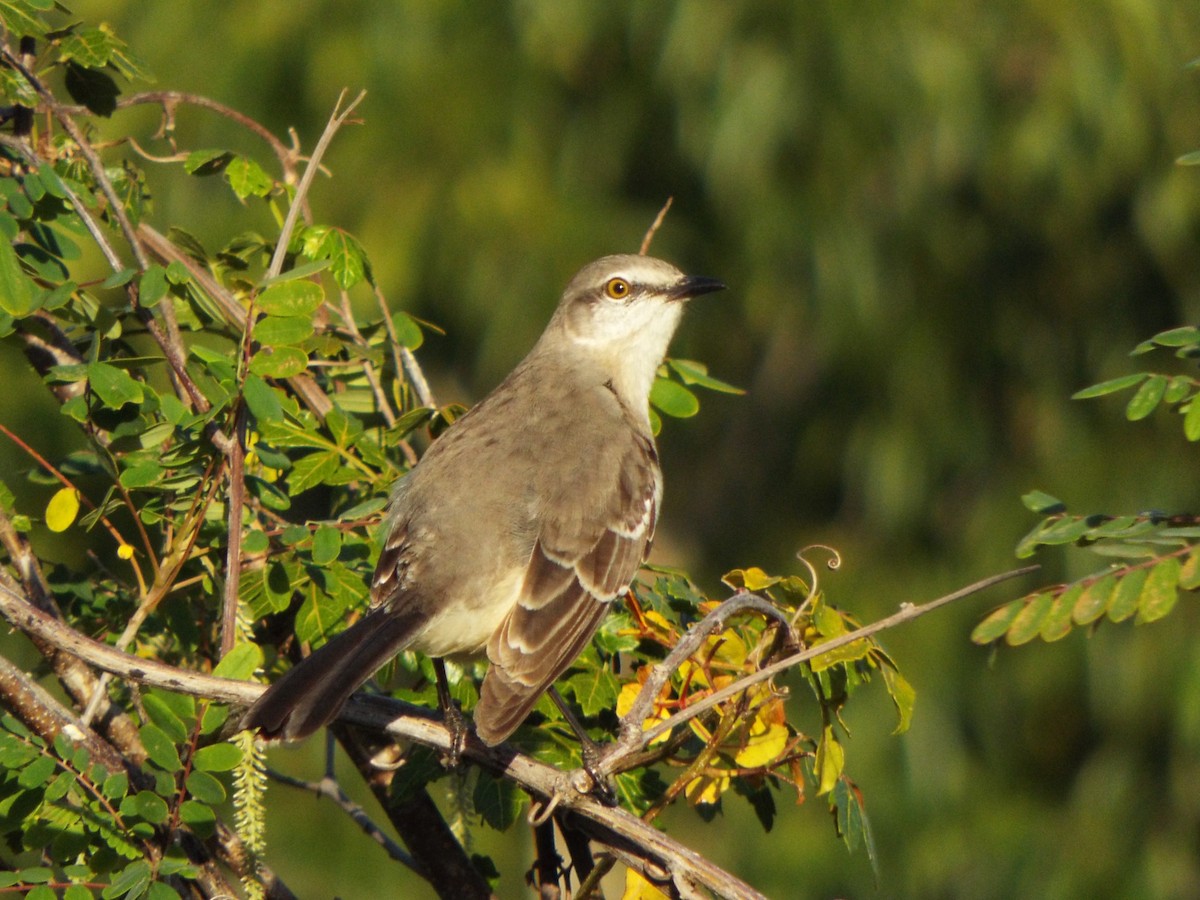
[790,545,844,625]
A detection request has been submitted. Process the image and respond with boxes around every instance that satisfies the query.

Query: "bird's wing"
[475,430,660,745]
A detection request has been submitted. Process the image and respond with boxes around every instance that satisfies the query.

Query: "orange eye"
[604,277,630,299]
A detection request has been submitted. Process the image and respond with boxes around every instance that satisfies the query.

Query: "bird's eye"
[604,277,631,300]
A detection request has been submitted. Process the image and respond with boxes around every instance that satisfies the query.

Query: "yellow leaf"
[705,630,748,668]
[734,721,790,768]
[722,566,781,592]
[622,868,670,900]
[808,636,872,672]
[684,772,730,805]
[815,724,844,795]
[642,609,675,636]
[45,488,80,533]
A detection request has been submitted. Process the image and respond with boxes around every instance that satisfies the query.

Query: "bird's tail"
[240,606,427,741]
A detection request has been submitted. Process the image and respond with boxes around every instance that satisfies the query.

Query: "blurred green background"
[9,0,1200,896]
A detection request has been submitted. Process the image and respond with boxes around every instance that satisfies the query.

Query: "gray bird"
[241,254,724,747]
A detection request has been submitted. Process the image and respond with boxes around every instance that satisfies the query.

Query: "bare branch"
[639,197,674,255]
[267,89,366,280]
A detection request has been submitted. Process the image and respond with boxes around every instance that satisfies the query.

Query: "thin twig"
[267,89,366,280]
[639,197,674,255]
[265,767,422,872]
[220,406,247,658]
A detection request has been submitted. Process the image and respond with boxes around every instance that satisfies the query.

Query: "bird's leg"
[548,687,616,806]
[433,658,467,768]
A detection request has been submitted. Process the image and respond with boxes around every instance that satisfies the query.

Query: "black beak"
[671,275,726,301]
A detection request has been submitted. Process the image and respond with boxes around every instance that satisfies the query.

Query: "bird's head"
[543,255,724,406]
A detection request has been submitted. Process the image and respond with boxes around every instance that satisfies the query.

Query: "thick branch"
[0,567,1035,899]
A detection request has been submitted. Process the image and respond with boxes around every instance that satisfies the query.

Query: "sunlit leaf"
[649,377,699,418]
[1039,584,1080,642]
[257,279,323,317]
[1072,575,1116,625]
[815,724,844,795]
[1004,591,1053,645]
[1136,558,1180,624]
[1071,373,1146,399]
[44,487,80,532]
[1107,568,1148,623]
[1125,374,1167,421]
[971,599,1023,644]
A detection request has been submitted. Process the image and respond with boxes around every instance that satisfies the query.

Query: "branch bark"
[0,564,1035,898]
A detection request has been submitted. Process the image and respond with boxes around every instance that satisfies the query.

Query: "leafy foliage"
[974,324,1200,647]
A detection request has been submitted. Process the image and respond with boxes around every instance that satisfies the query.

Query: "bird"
[240,254,724,749]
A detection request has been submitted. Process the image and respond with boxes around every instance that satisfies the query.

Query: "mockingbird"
[241,254,724,748]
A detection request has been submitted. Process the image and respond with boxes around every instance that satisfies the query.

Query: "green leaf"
[184,149,233,176]
[287,451,341,495]
[257,279,323,317]
[252,314,314,346]
[138,265,169,307]
[1136,558,1180,624]
[103,771,129,800]
[564,667,619,717]
[139,724,182,772]
[311,523,342,565]
[1178,150,1200,166]
[242,373,284,423]
[17,753,55,788]
[473,770,525,831]
[246,474,291,511]
[1150,325,1200,348]
[101,861,151,900]
[147,883,182,900]
[88,361,145,408]
[178,799,216,836]
[1071,373,1147,400]
[1072,575,1116,625]
[64,62,118,116]
[391,311,424,349]
[1125,374,1167,421]
[185,770,226,805]
[668,358,745,394]
[192,742,242,772]
[212,642,263,680]
[649,377,700,418]
[880,665,915,734]
[249,345,309,378]
[119,460,162,489]
[142,694,188,743]
[1005,592,1053,645]
[1020,490,1065,514]
[1184,397,1200,442]
[225,155,274,199]
[1180,548,1200,590]
[815,724,844,795]
[131,790,169,824]
[1107,568,1148,623]
[1040,585,1080,642]
[302,226,370,289]
[0,239,39,316]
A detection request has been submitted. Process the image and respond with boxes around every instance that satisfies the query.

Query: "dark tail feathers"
[240,606,426,741]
